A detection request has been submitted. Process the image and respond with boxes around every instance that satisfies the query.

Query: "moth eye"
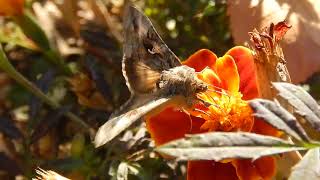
[132,17,138,31]
[143,40,155,54]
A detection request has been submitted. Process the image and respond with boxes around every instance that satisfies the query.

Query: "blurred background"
[0,0,319,179]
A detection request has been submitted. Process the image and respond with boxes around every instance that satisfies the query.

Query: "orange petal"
[253,156,277,180]
[190,116,206,134]
[215,55,240,94]
[232,157,276,180]
[198,68,222,88]
[226,46,258,100]
[183,49,217,72]
[0,0,24,16]
[187,161,238,180]
[146,107,191,146]
[252,118,281,137]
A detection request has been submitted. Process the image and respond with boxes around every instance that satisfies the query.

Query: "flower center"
[194,90,254,132]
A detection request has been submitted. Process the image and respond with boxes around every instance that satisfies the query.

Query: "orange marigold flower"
[0,0,24,16]
[146,46,279,180]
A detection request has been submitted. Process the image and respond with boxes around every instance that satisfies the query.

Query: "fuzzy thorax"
[158,65,207,98]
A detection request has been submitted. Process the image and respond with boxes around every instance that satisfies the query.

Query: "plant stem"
[0,44,89,129]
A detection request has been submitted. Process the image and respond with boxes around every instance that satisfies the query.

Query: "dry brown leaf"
[54,0,80,37]
[33,1,83,56]
[87,0,123,43]
[32,131,58,160]
[68,73,111,111]
[228,0,320,83]
[249,21,291,98]
[248,21,302,180]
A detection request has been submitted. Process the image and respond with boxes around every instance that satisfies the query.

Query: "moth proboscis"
[94,5,208,147]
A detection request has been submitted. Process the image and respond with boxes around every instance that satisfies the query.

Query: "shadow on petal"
[146,107,191,146]
[188,161,238,180]
[252,119,281,137]
[232,156,276,180]
[226,46,258,100]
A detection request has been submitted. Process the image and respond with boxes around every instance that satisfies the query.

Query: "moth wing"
[94,97,171,147]
[123,6,181,94]
[109,94,155,119]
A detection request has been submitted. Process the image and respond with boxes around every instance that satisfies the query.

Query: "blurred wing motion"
[94,6,181,147]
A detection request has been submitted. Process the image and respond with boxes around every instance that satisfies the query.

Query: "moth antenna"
[203,83,231,96]
[199,92,223,111]
[189,115,193,133]
[197,92,222,111]
[206,88,230,97]
[195,70,230,94]
[205,83,226,91]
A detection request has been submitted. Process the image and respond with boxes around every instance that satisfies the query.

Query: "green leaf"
[0,23,38,50]
[156,132,305,161]
[202,1,216,17]
[249,99,310,141]
[14,11,51,51]
[14,12,71,74]
[273,82,320,132]
[289,148,320,180]
[16,12,50,50]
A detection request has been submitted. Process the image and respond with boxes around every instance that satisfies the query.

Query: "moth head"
[194,79,208,93]
[188,73,208,98]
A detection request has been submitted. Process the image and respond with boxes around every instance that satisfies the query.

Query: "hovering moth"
[94,6,208,147]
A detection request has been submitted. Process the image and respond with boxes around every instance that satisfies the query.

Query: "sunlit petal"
[215,55,240,94]
[183,49,217,72]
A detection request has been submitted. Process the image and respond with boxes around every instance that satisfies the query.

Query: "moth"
[94,6,208,147]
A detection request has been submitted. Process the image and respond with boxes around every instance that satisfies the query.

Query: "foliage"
[157,83,320,179]
[0,0,319,180]
[0,0,233,179]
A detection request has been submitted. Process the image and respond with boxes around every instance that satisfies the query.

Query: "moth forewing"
[122,6,181,95]
[94,97,172,147]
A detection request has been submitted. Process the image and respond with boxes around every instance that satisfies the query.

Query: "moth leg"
[179,107,194,133]
[193,108,211,119]
[197,66,210,74]
[195,96,212,108]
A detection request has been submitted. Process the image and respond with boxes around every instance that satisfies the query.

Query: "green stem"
[0,44,89,129]
[302,141,320,149]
